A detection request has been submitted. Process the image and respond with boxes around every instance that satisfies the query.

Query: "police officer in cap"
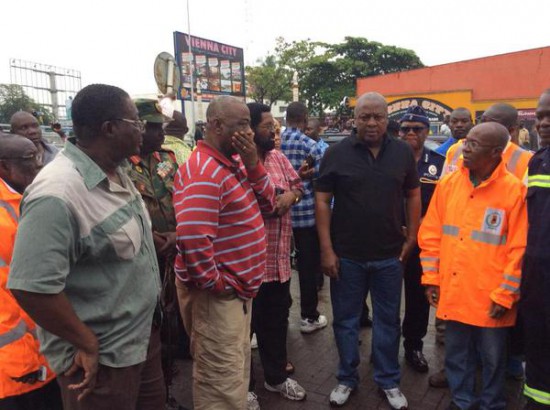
[398,105,445,373]
[126,99,189,409]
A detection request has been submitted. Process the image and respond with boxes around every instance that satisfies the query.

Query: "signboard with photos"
[173,31,245,102]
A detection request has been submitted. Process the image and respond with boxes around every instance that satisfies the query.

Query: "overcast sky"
[1,0,549,96]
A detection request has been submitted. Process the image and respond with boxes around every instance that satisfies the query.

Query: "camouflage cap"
[134,98,172,123]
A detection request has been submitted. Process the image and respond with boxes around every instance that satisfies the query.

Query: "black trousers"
[251,280,291,387]
[0,380,62,410]
[402,245,430,352]
[520,255,550,401]
[293,226,320,320]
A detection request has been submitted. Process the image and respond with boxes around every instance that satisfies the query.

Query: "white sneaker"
[329,384,354,407]
[300,314,328,333]
[380,387,408,409]
[251,333,258,349]
[247,391,261,410]
[264,378,306,401]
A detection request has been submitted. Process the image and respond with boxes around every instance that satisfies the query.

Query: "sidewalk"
[172,271,524,409]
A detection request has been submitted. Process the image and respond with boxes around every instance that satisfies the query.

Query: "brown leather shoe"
[429,369,449,388]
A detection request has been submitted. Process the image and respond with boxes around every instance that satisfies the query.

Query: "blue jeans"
[445,321,508,410]
[331,257,403,389]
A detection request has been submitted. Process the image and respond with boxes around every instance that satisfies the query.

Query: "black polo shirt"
[315,133,419,261]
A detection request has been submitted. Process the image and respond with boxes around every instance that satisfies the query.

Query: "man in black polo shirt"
[316,92,421,409]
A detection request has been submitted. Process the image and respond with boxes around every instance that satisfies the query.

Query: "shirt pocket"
[107,217,143,260]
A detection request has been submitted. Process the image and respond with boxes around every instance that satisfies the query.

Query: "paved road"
[172,271,524,409]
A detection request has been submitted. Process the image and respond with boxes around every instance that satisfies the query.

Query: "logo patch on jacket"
[482,208,505,235]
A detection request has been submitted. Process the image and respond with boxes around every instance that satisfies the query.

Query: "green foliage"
[245,36,424,114]
[0,84,53,124]
[246,55,293,106]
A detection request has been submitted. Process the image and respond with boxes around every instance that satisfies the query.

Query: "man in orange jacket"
[419,122,527,410]
[0,133,62,409]
[443,103,532,182]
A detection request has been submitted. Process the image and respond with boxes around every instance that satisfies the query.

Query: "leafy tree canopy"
[0,84,53,124]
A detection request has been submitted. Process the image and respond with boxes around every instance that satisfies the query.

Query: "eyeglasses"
[399,126,427,134]
[463,138,498,150]
[112,118,145,132]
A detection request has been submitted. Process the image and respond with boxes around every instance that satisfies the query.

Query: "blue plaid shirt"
[281,127,323,228]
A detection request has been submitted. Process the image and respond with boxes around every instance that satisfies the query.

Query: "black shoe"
[405,350,429,373]
[446,402,461,410]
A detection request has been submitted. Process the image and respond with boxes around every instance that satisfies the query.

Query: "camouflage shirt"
[127,150,178,233]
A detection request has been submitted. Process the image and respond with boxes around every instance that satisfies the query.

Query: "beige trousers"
[177,283,251,410]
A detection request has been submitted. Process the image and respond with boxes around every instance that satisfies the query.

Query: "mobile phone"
[305,154,315,168]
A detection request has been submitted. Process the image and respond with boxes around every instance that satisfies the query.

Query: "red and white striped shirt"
[173,141,275,299]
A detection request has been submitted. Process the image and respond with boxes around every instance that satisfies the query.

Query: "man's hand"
[275,192,297,216]
[489,301,508,319]
[155,231,177,256]
[298,162,315,180]
[399,237,416,264]
[232,131,258,169]
[65,345,99,401]
[425,285,440,308]
[321,248,340,279]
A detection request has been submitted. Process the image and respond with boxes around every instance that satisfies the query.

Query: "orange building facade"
[356,46,550,132]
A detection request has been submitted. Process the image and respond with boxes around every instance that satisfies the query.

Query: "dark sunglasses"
[399,126,426,134]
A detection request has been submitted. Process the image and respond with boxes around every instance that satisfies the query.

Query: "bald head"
[482,103,518,130]
[10,111,42,143]
[354,92,387,116]
[206,96,245,123]
[0,133,41,193]
[0,133,36,158]
[472,122,509,149]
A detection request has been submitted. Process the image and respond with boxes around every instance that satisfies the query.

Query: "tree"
[271,36,424,114]
[0,84,53,124]
[245,55,292,106]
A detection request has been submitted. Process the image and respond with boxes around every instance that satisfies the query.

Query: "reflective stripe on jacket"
[442,140,532,183]
[419,161,527,327]
[0,178,55,398]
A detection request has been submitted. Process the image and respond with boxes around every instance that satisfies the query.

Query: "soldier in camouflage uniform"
[127,99,188,410]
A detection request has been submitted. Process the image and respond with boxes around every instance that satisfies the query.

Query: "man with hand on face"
[398,106,445,375]
[10,111,59,166]
[173,96,275,410]
[436,108,474,157]
[126,99,186,409]
[316,92,421,409]
[7,84,165,410]
[420,122,527,410]
[245,103,305,408]
[0,134,63,410]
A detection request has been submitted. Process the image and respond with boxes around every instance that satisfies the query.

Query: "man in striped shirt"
[173,96,275,410]
[281,102,328,334]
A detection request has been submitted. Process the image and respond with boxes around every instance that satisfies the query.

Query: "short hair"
[484,103,517,129]
[286,102,307,123]
[247,103,270,130]
[72,84,130,140]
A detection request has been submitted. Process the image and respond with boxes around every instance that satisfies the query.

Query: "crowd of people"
[1,83,550,410]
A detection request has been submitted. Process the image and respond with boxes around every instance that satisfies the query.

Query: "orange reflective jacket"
[419,162,527,328]
[443,140,532,182]
[0,178,55,399]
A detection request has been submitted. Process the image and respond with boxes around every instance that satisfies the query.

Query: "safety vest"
[0,178,55,399]
[419,161,527,328]
[442,140,532,183]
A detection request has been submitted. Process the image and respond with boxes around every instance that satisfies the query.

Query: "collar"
[350,131,390,149]
[63,142,110,190]
[420,147,431,163]
[0,177,20,196]
[459,159,508,188]
[197,140,240,169]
